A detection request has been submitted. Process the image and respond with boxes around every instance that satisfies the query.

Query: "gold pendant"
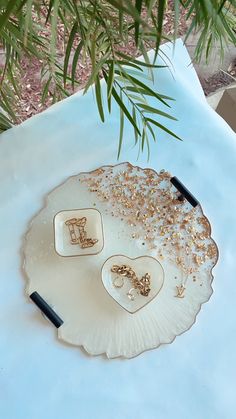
[175,284,185,298]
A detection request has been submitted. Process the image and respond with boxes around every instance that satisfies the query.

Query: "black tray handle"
[30,291,63,328]
[170,176,199,208]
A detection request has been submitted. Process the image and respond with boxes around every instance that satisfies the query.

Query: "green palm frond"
[0,0,235,153]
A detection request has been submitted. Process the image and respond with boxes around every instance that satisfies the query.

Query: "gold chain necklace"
[111,265,151,296]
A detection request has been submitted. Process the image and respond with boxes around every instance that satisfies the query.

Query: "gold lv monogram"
[65,217,98,248]
[175,284,185,298]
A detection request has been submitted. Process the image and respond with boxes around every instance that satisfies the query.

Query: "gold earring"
[113,276,124,288]
[127,288,136,301]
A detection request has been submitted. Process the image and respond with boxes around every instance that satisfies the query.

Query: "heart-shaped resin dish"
[22,163,218,358]
[102,255,164,313]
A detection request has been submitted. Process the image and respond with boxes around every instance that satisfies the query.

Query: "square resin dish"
[54,208,104,257]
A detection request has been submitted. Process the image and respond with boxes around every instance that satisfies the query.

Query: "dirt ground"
[200,65,236,96]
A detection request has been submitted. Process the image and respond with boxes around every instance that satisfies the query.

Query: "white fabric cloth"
[0,39,236,419]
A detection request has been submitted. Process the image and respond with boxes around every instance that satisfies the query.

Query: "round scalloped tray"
[22,163,218,358]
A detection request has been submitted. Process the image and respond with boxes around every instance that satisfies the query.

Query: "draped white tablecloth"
[0,39,236,419]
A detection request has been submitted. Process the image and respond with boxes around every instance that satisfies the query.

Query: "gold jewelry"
[111,264,151,297]
[113,276,124,288]
[175,284,185,298]
[64,218,78,244]
[127,288,136,301]
[65,217,98,248]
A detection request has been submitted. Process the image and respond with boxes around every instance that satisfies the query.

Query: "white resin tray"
[22,163,218,358]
